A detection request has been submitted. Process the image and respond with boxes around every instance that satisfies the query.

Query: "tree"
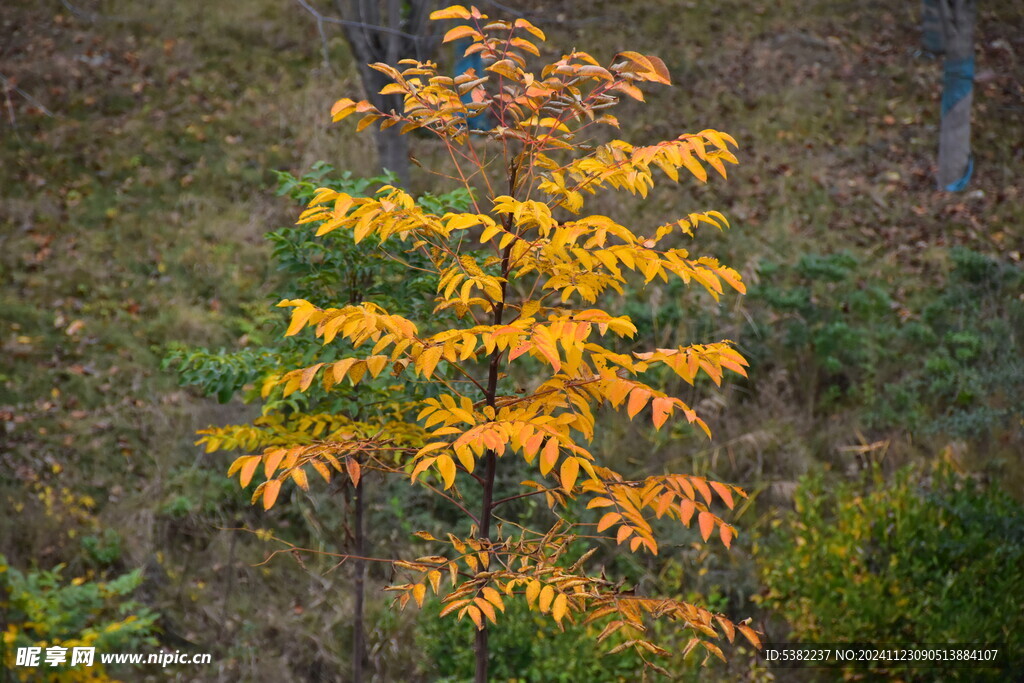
[226,4,759,678]
[932,0,977,191]
[168,164,470,682]
[297,1,441,185]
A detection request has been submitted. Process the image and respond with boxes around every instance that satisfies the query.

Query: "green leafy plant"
[756,461,1024,678]
[1,554,159,681]
[208,5,759,680]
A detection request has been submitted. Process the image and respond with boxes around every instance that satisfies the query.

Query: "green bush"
[756,462,1024,678]
[1,554,159,680]
[164,163,471,414]
[745,248,1023,443]
[415,594,646,682]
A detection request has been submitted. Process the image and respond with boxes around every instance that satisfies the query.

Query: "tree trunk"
[475,450,497,683]
[352,478,366,683]
[936,0,977,191]
[921,0,945,55]
[335,0,439,187]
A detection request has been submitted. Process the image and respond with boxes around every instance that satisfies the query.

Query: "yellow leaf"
[437,454,457,489]
[366,355,389,378]
[466,605,484,630]
[418,345,443,379]
[526,580,541,608]
[285,303,317,337]
[430,5,471,20]
[487,59,520,80]
[413,583,426,607]
[552,592,567,623]
[299,363,324,392]
[559,457,579,493]
[482,586,505,612]
[538,585,554,613]
[443,25,480,43]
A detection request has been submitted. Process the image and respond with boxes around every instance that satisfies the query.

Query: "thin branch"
[294,0,334,71]
[0,73,57,119]
[491,487,553,507]
[295,0,427,42]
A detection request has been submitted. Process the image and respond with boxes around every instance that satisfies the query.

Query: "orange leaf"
[346,458,362,487]
[539,438,559,475]
[240,456,261,488]
[626,387,651,419]
[466,605,484,630]
[443,25,480,44]
[698,511,715,541]
[719,524,734,549]
[263,479,282,510]
[678,499,695,526]
[651,396,672,429]
[709,481,734,509]
[690,476,713,505]
[738,624,762,649]
[597,511,621,533]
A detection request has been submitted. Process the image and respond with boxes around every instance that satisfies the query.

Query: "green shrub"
[745,248,1023,444]
[756,462,1024,678]
[1,554,159,680]
[414,594,646,682]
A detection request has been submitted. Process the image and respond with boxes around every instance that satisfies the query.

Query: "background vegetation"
[2,0,1021,679]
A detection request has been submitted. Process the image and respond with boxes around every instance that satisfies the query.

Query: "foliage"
[745,247,1023,444]
[164,163,472,413]
[416,595,647,682]
[211,5,759,676]
[1,555,159,681]
[756,461,1024,677]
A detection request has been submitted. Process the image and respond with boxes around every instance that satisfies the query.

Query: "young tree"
[227,5,759,678]
[169,165,470,682]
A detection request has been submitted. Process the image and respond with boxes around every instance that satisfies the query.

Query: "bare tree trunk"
[353,478,366,683]
[335,0,439,186]
[936,0,977,191]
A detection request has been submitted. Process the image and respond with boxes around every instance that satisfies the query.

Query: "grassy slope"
[1,0,1021,680]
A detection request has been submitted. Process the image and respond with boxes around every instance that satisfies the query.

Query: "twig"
[294,0,333,72]
[294,0,425,43]
[0,73,57,120]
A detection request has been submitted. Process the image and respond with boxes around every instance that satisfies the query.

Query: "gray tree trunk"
[336,0,439,187]
[921,0,945,55]
[936,0,977,191]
